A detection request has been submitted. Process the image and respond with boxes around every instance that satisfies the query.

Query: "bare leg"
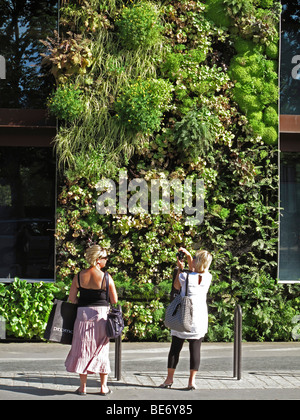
[188,370,197,388]
[165,368,175,384]
[160,368,175,387]
[79,374,87,393]
[100,373,109,393]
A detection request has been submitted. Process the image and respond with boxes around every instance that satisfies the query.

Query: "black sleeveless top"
[77,271,109,307]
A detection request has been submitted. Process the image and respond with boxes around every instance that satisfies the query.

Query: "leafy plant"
[116,1,163,50]
[47,84,86,122]
[114,78,173,134]
[0,279,62,339]
[173,107,219,160]
[229,51,278,144]
[40,31,93,84]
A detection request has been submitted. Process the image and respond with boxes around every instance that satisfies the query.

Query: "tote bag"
[104,273,124,338]
[164,273,193,332]
[44,299,78,345]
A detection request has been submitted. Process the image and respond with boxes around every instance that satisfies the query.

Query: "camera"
[176,251,185,261]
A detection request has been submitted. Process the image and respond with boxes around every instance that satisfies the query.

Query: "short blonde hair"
[194,250,212,273]
[85,245,107,267]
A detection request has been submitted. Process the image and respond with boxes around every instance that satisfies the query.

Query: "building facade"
[0,1,299,283]
[0,0,58,282]
[279,0,300,282]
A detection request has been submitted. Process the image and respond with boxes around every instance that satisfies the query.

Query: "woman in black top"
[65,245,118,395]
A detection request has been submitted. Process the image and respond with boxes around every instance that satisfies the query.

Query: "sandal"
[75,387,86,395]
[100,388,112,396]
[186,384,197,390]
[159,382,173,389]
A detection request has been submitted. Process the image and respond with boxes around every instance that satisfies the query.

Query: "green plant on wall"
[115,78,173,134]
[229,51,278,144]
[47,83,86,122]
[116,1,163,50]
[173,107,220,160]
[3,0,300,342]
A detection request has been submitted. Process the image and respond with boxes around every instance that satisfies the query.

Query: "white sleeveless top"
[171,270,212,340]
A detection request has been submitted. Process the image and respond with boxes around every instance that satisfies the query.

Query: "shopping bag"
[106,305,124,338]
[164,273,193,332]
[104,272,124,338]
[44,299,78,344]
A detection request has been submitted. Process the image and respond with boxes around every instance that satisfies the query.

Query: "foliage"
[229,51,278,144]
[173,107,220,160]
[204,0,231,28]
[0,280,68,339]
[5,0,298,343]
[47,84,86,122]
[116,1,163,50]
[40,31,93,84]
[115,78,173,134]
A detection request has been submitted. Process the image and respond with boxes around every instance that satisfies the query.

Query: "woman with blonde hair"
[160,247,212,390]
[65,244,118,396]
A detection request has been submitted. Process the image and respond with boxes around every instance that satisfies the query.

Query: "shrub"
[114,78,173,135]
[40,32,93,85]
[233,90,261,114]
[0,280,64,339]
[234,38,264,55]
[262,126,278,145]
[173,107,220,159]
[229,51,278,143]
[266,41,279,59]
[116,1,163,50]
[259,0,274,8]
[263,105,278,126]
[47,84,86,122]
[205,0,231,28]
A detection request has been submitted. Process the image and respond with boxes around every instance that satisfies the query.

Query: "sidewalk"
[0,341,299,400]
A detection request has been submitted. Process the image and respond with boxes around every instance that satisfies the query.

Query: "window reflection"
[279,152,300,281]
[280,0,300,114]
[0,0,58,108]
[0,147,56,280]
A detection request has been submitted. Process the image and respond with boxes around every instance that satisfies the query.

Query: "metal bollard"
[114,335,122,380]
[233,304,242,380]
[0,316,5,339]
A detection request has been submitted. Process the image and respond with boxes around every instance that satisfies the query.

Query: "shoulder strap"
[185,272,189,296]
[105,272,109,303]
[77,271,81,288]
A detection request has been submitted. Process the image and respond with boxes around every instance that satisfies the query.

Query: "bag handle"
[104,272,109,303]
[185,272,189,297]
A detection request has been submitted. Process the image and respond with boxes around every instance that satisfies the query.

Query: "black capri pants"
[167,335,203,371]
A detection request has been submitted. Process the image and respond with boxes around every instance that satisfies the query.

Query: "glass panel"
[280,0,300,115]
[279,152,300,281]
[0,0,58,108]
[0,147,56,280]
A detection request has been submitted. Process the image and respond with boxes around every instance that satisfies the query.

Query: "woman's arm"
[68,274,79,304]
[108,275,118,304]
[173,256,184,290]
[178,247,193,271]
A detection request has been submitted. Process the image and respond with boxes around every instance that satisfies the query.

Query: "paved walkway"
[0,341,299,400]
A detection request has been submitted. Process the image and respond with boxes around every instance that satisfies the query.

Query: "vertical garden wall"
[1,0,300,341]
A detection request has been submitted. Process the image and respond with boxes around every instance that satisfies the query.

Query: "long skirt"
[65,306,110,374]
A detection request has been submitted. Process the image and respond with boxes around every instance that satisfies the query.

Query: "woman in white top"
[160,247,212,390]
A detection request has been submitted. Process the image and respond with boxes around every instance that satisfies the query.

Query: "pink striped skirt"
[65,306,110,374]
